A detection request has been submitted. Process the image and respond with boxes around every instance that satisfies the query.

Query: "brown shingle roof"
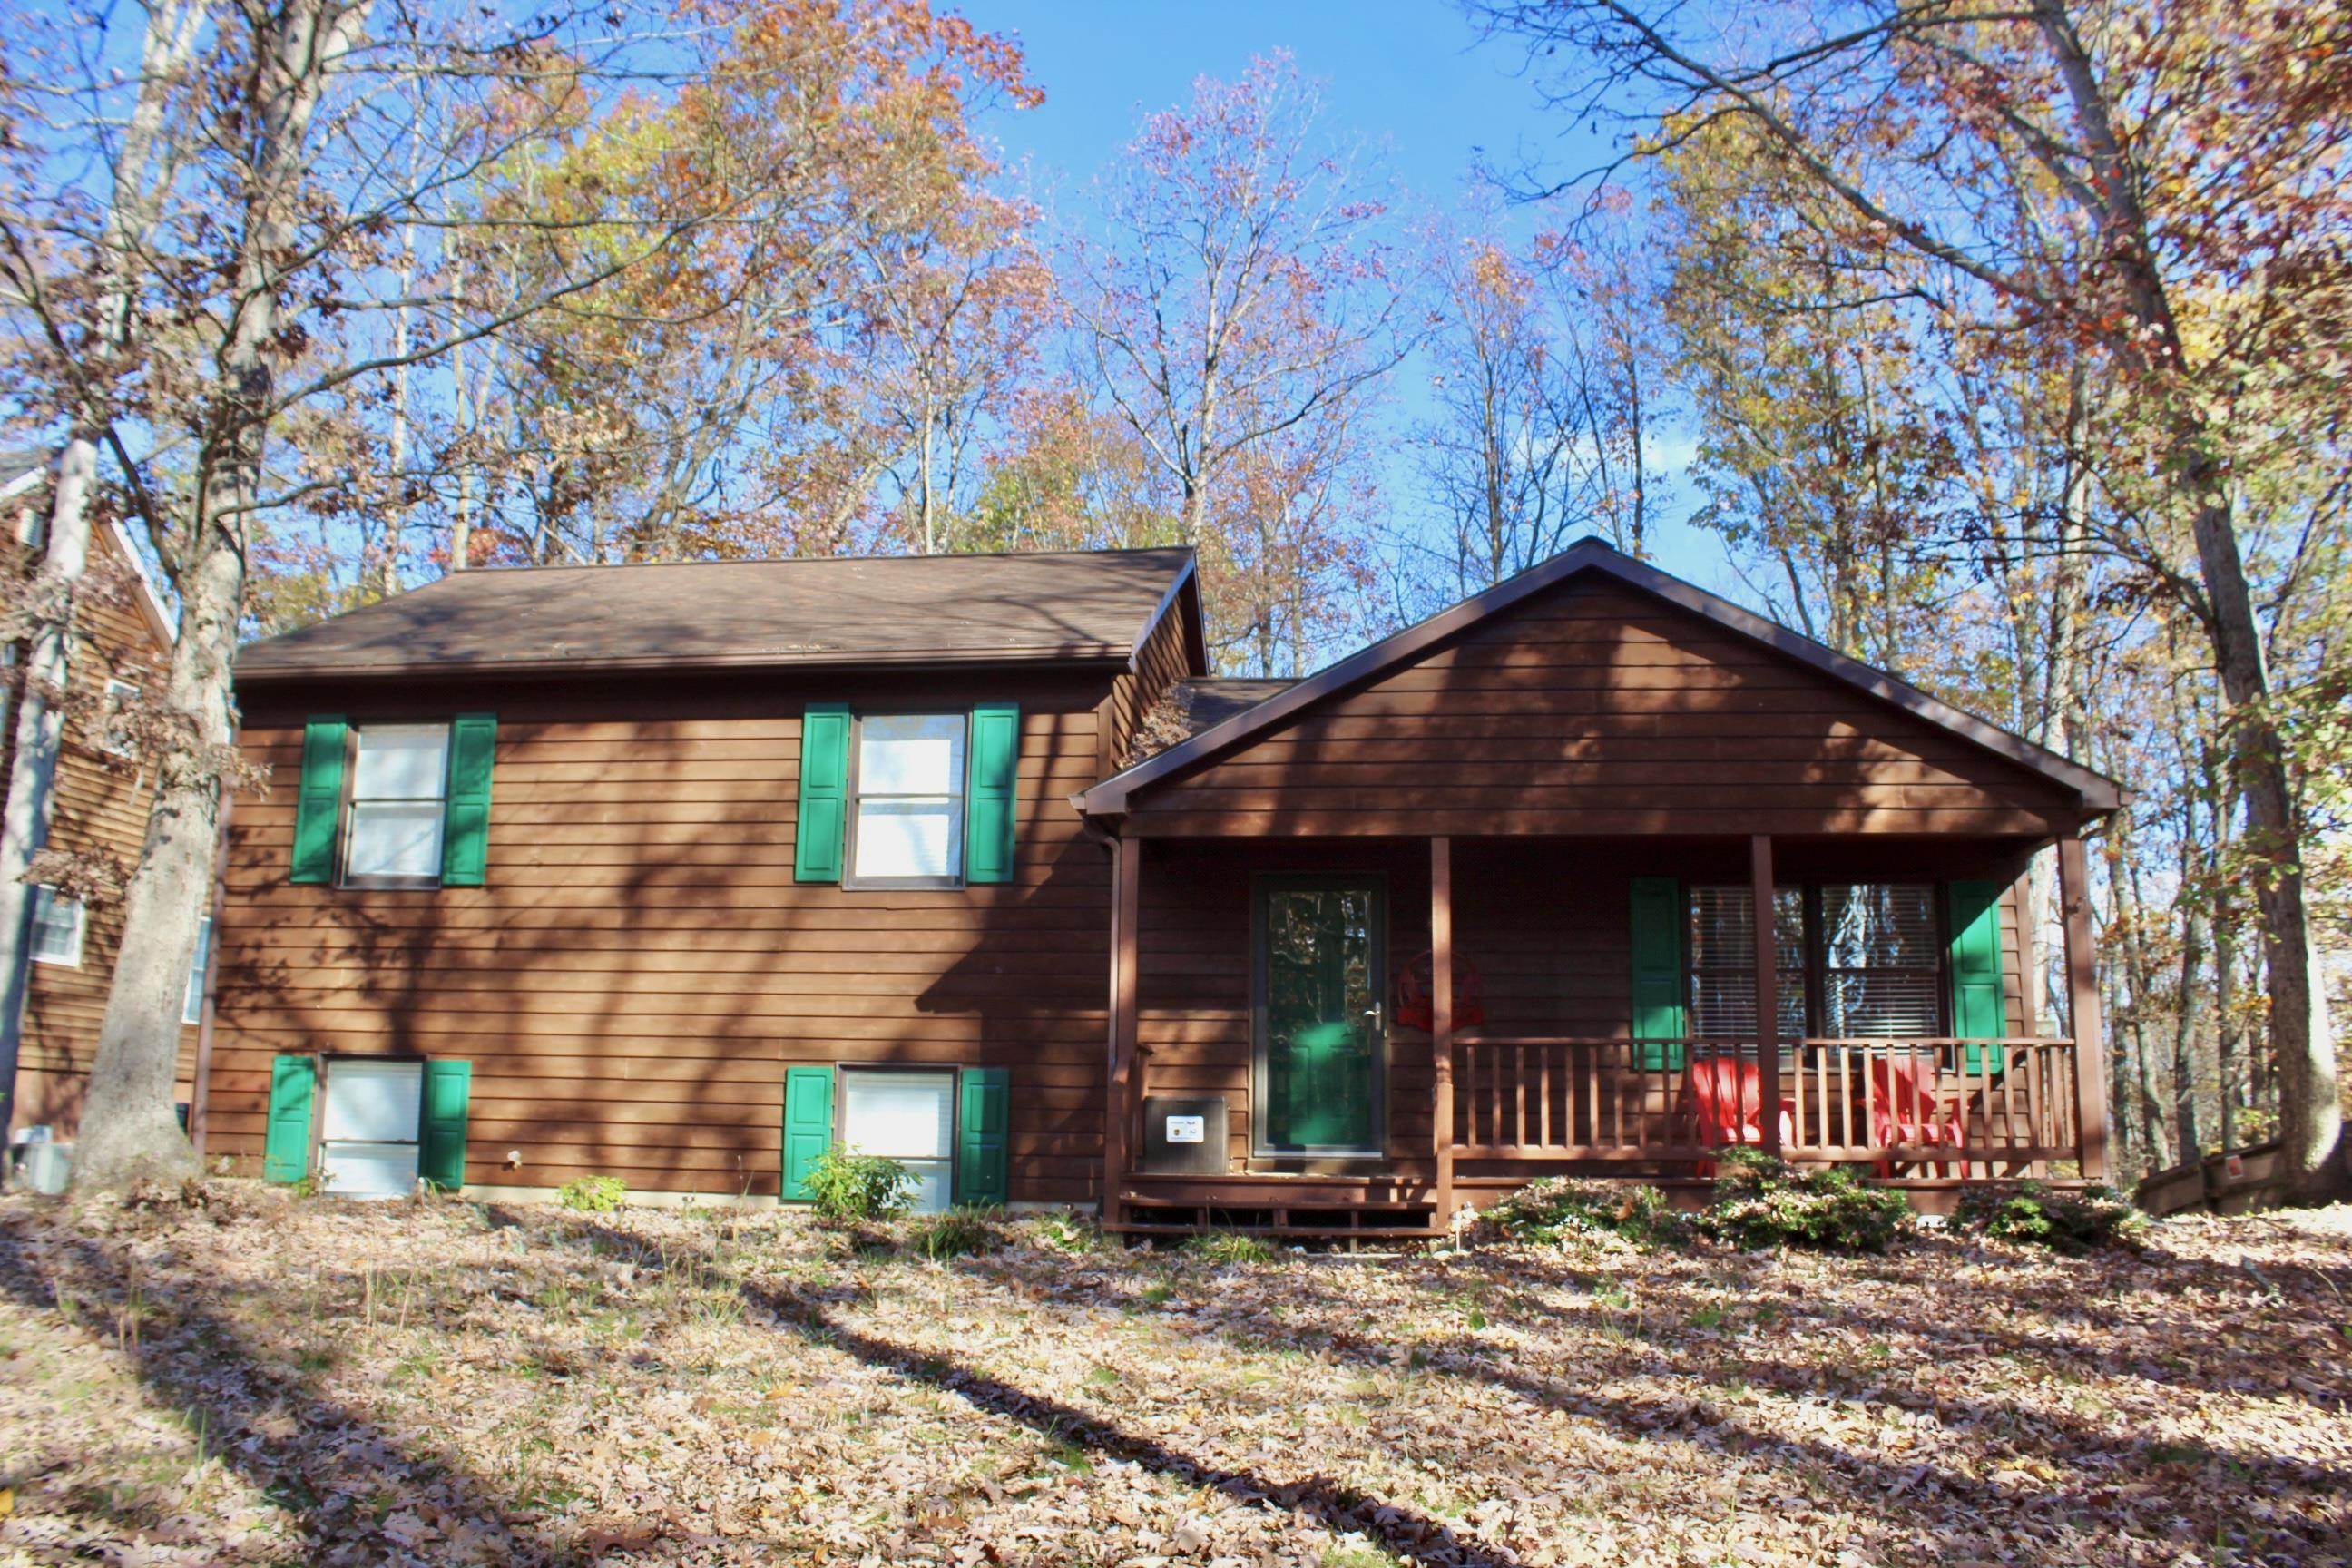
[1128,677,1293,767]
[236,548,1198,681]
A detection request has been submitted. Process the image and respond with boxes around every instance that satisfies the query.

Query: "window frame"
[840,710,968,891]
[182,914,214,1025]
[1688,880,1953,1041]
[1808,882,1945,1040]
[833,1063,964,1214]
[100,677,141,757]
[314,1053,428,1200]
[28,884,83,967]
[337,720,452,891]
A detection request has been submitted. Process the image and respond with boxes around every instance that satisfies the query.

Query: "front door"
[1255,877,1384,1155]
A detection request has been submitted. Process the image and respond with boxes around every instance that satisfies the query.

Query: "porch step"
[1110,1220,1439,1241]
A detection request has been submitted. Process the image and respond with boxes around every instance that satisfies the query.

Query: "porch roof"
[1076,538,2123,821]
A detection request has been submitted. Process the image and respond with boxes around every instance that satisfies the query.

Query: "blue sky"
[955,0,1731,592]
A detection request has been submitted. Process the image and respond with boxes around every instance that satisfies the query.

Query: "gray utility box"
[1139,1095,1228,1176]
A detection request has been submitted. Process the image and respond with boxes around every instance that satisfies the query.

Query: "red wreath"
[1395,947,1486,1032]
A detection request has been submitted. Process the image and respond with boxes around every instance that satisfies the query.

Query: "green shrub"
[802,1149,916,1224]
[1955,1181,2148,1253]
[1181,1230,1277,1265]
[1486,1177,1689,1248]
[906,1206,1003,1259]
[1698,1152,1911,1254]
[1025,1210,1104,1255]
[556,1175,627,1212]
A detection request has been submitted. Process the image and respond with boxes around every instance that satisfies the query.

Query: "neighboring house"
[0,451,202,1142]
[202,540,2120,1233]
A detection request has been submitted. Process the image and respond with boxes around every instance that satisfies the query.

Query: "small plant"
[906,1206,1003,1259]
[1181,1230,1275,1265]
[1955,1181,2148,1253]
[557,1175,627,1212]
[1025,1210,1104,1254]
[1697,1152,1911,1254]
[1485,1177,1689,1248]
[802,1149,916,1224]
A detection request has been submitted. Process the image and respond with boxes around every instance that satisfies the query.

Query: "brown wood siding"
[3,521,198,1137]
[204,669,1116,1200]
[1122,579,2086,838]
[1101,595,1196,779]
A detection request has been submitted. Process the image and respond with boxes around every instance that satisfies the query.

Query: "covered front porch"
[1100,832,2111,1239]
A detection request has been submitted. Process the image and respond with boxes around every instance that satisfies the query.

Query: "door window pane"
[1261,883,1380,1151]
[851,715,964,883]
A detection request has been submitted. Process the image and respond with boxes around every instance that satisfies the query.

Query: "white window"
[101,678,139,756]
[318,1057,423,1199]
[182,916,213,1024]
[345,723,449,885]
[1818,883,1942,1037]
[29,886,83,966]
[848,714,965,886]
[839,1068,955,1213]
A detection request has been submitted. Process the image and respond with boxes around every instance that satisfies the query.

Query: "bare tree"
[1065,53,1416,548]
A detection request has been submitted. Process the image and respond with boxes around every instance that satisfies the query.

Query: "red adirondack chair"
[1678,1056,1795,1176]
[1867,1054,1968,1177]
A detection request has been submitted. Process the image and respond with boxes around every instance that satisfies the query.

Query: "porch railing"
[1448,1035,2083,1173]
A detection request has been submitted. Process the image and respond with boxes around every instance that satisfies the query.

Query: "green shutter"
[416,1059,472,1192]
[262,1054,317,1182]
[793,705,851,884]
[1947,880,2007,1075]
[965,704,1019,885]
[781,1065,835,1200]
[290,717,347,884]
[955,1066,1010,1207]
[1630,877,1687,1072]
[440,714,496,887]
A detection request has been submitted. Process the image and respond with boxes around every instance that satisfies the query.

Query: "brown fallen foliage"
[0,1187,2346,1567]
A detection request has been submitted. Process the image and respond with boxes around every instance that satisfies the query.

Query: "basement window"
[838,1068,955,1214]
[318,1057,423,1199]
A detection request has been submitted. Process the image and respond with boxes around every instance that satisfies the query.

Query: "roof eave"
[236,643,1135,686]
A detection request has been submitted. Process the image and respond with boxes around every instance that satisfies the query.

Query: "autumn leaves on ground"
[0,1191,2345,1568]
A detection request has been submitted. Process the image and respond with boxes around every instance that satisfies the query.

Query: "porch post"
[1430,836,1455,1233]
[2058,830,2109,1180]
[1104,832,1142,1227]
[1750,834,1782,1156]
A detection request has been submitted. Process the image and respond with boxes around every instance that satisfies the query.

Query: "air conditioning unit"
[1140,1095,1228,1176]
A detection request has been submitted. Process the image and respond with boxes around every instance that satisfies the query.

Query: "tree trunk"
[72,528,240,1186]
[0,441,96,1136]
[0,0,200,1139]
[75,0,368,1191]
[2173,436,2340,1197]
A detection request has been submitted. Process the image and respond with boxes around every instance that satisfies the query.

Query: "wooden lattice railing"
[1448,1035,2083,1172]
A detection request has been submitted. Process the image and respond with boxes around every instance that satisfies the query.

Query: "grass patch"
[1181,1230,1278,1265]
